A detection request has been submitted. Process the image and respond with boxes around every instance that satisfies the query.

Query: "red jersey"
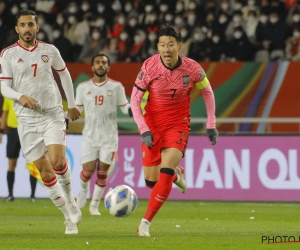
[134,54,206,129]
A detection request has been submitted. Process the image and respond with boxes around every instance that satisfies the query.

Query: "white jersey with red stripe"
[0,41,66,125]
[76,77,128,147]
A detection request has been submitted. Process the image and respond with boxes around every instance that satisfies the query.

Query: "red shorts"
[142,125,190,167]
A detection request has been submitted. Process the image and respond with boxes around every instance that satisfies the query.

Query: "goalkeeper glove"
[141,131,153,147]
[207,128,218,145]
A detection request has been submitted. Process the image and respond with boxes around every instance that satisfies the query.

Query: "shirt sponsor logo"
[182,75,189,84]
[138,69,144,80]
[41,54,49,63]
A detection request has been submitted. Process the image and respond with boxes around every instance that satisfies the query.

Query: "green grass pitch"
[1,198,300,250]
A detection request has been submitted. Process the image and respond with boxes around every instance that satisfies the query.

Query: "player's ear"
[178,42,183,51]
[36,24,40,32]
[15,25,19,34]
[107,65,110,73]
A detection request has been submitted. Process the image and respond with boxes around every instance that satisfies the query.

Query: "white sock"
[90,185,105,208]
[45,181,69,220]
[80,179,89,191]
[175,173,181,183]
[56,166,74,203]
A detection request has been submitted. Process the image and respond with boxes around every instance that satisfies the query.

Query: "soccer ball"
[104,184,138,217]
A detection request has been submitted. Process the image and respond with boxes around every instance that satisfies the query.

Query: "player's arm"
[116,84,131,115]
[52,46,80,121]
[196,77,218,145]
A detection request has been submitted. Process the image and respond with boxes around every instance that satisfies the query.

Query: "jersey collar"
[160,55,182,71]
[16,40,39,52]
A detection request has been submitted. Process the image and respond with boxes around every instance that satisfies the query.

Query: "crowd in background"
[1,0,300,63]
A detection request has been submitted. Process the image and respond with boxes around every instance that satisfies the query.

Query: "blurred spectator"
[36,0,55,13]
[267,11,289,57]
[73,12,94,54]
[111,13,126,37]
[227,26,253,61]
[52,13,65,31]
[37,12,53,42]
[63,14,78,46]
[242,0,260,21]
[125,29,146,62]
[92,2,114,27]
[260,0,271,15]
[37,29,50,43]
[141,30,158,60]
[187,27,209,61]
[99,37,119,63]
[185,10,200,33]
[245,10,259,45]
[174,14,186,30]
[225,10,246,41]
[52,28,74,62]
[285,27,300,61]
[174,0,186,16]
[123,0,139,18]
[215,12,230,39]
[117,30,132,61]
[208,31,229,61]
[179,26,192,57]
[77,27,106,63]
[286,10,300,35]
[157,2,169,23]
[218,0,233,16]
[270,0,287,20]
[125,14,141,38]
[232,0,244,12]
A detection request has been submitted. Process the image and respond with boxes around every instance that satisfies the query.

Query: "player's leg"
[138,148,182,237]
[77,142,98,209]
[89,146,116,215]
[18,122,78,234]
[44,119,82,225]
[171,131,189,193]
[34,155,77,234]
[5,127,20,201]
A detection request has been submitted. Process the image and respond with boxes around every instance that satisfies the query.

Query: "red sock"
[144,168,174,222]
[173,173,178,183]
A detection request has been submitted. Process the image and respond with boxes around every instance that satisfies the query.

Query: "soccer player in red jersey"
[130,23,218,236]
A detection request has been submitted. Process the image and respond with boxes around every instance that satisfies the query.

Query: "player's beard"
[94,69,107,78]
[20,32,35,44]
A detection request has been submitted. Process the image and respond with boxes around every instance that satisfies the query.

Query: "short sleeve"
[52,46,66,71]
[116,83,128,106]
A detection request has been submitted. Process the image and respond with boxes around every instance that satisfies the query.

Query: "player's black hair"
[91,54,111,66]
[158,23,182,43]
[15,9,38,25]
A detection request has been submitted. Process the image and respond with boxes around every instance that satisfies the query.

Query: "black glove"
[207,128,218,145]
[128,107,133,117]
[141,131,153,147]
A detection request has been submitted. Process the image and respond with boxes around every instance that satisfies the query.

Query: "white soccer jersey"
[0,41,66,125]
[76,78,128,147]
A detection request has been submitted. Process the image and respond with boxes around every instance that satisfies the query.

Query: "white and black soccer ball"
[104,184,138,217]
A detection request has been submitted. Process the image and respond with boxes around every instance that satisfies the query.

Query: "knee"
[145,179,157,189]
[49,156,65,169]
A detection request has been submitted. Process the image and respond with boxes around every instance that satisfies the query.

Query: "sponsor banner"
[1,135,300,201]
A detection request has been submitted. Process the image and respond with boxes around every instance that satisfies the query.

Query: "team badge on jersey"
[107,90,113,97]
[182,75,189,84]
[138,69,144,80]
[41,54,49,63]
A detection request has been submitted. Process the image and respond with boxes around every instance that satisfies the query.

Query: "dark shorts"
[6,127,21,159]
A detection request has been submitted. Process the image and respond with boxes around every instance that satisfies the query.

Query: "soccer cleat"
[5,196,14,202]
[137,219,151,237]
[89,206,101,215]
[30,196,36,202]
[77,190,87,209]
[66,200,82,224]
[175,166,187,193]
[64,219,78,234]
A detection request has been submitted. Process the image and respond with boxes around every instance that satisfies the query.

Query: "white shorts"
[18,119,66,162]
[80,141,118,165]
